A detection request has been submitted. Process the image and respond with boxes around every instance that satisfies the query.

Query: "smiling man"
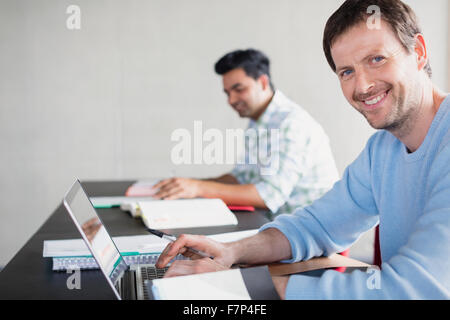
[152,49,339,218]
[156,0,450,299]
[328,11,436,150]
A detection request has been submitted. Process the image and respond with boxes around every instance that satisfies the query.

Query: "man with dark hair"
[215,49,276,92]
[156,0,450,299]
[152,49,339,218]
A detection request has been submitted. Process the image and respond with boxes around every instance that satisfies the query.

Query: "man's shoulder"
[270,91,322,130]
[272,90,306,115]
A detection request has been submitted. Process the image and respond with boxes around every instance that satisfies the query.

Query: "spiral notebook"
[44,229,258,271]
[51,254,165,271]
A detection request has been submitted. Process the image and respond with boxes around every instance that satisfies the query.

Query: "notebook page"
[138,198,238,229]
[151,269,250,300]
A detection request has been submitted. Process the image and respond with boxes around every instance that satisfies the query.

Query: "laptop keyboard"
[141,265,169,280]
[116,255,186,300]
[141,265,168,300]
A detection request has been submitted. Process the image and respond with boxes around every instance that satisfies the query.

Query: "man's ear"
[258,74,270,91]
[414,33,428,72]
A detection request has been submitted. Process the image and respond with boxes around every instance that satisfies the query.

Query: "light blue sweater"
[261,95,450,299]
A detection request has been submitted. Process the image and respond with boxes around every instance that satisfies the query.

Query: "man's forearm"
[227,228,292,266]
[203,174,239,184]
[198,180,268,209]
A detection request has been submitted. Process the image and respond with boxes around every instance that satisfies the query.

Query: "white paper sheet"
[151,269,251,300]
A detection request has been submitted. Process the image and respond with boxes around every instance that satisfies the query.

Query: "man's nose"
[354,69,375,97]
[228,92,238,106]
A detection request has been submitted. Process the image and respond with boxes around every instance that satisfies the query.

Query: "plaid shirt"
[231,91,339,217]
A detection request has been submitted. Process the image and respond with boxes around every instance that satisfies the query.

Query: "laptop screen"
[63,180,128,294]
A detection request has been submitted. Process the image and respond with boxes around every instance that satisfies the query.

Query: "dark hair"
[323,0,432,78]
[214,49,275,91]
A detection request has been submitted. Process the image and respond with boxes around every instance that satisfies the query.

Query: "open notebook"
[90,180,239,230]
[121,198,238,230]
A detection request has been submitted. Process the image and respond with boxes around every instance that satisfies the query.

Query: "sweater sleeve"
[260,135,380,262]
[263,140,450,299]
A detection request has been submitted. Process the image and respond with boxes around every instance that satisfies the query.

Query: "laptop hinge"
[122,269,137,300]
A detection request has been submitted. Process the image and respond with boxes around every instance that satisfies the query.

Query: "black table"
[0,181,270,299]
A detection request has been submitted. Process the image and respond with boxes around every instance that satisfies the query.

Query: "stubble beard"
[362,84,421,139]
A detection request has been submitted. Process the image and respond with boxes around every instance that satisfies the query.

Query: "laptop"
[63,179,173,300]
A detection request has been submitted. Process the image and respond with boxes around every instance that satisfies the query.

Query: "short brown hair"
[323,0,432,78]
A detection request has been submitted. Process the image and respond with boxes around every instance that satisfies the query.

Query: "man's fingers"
[156,243,176,268]
[163,188,184,200]
[151,179,168,190]
[154,187,183,200]
[152,178,175,191]
[153,180,180,199]
[170,234,207,253]
[164,258,226,278]
[156,241,191,268]
[164,260,198,278]
[156,234,212,268]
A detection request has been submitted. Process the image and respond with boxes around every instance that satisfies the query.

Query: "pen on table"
[147,228,214,259]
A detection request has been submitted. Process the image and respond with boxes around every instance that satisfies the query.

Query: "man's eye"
[340,70,353,78]
[372,56,385,64]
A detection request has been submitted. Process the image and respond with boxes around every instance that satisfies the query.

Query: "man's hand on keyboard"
[155,234,234,277]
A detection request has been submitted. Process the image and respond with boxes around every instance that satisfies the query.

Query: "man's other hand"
[152,177,202,200]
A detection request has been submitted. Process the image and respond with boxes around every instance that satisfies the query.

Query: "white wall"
[0,0,448,266]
